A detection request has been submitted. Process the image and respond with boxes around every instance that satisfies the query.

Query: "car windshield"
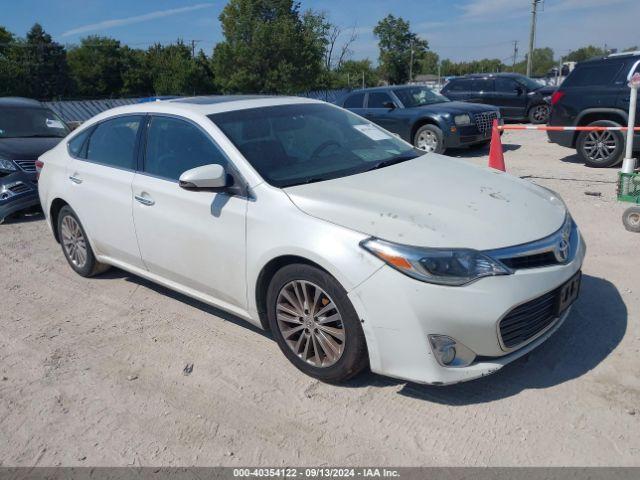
[393,87,450,107]
[0,107,69,139]
[516,76,544,91]
[209,103,421,188]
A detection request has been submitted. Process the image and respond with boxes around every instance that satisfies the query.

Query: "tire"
[266,263,368,383]
[413,124,445,154]
[576,120,625,168]
[57,205,110,277]
[528,104,550,124]
[623,206,640,233]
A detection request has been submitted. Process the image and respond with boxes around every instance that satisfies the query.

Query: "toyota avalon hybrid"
[37,96,585,385]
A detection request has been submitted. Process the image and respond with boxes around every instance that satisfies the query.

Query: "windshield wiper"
[365,154,420,172]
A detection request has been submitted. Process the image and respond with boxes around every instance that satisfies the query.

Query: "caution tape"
[498,125,640,132]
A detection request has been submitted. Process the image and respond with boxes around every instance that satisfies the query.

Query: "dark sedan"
[0,97,69,223]
[338,86,501,154]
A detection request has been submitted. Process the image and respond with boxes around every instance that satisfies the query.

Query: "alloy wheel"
[583,131,618,163]
[61,215,88,268]
[416,130,438,152]
[275,280,345,368]
[532,104,549,123]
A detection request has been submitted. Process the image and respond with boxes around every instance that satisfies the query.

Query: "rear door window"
[86,116,143,170]
[445,80,470,92]
[67,127,93,159]
[344,93,365,108]
[564,62,624,87]
[144,116,227,181]
[469,79,494,92]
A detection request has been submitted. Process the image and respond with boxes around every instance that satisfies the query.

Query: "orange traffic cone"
[488,119,506,172]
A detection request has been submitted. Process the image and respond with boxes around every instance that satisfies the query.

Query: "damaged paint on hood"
[284,154,567,250]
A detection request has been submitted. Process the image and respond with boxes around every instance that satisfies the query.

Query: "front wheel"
[528,104,550,124]
[414,124,445,154]
[266,264,368,383]
[623,206,640,233]
[576,120,624,168]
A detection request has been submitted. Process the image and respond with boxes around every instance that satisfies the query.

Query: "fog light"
[428,335,476,368]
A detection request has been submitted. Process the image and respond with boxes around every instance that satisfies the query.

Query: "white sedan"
[37,96,585,385]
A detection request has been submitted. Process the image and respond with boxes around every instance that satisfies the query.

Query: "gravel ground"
[1,128,639,467]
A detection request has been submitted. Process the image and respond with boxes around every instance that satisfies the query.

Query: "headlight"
[454,114,471,126]
[0,158,17,173]
[360,238,511,286]
[543,95,552,103]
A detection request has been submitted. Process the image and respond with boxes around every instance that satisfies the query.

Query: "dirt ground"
[1,128,639,467]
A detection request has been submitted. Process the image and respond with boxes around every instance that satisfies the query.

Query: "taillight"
[35,159,44,180]
[550,91,565,106]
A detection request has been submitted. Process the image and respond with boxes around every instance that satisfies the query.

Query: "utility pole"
[512,40,519,70]
[408,39,414,83]
[526,0,541,77]
[190,39,201,58]
[362,71,365,89]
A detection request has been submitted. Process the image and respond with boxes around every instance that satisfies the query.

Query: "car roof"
[78,95,325,124]
[0,97,44,108]
[575,52,640,66]
[454,73,526,80]
[346,85,430,95]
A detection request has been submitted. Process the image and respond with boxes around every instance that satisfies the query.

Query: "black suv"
[0,97,69,223]
[548,52,640,167]
[441,73,555,124]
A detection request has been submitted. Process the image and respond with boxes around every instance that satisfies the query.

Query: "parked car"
[441,73,556,124]
[338,85,501,154]
[38,96,585,385]
[548,51,640,167]
[0,97,69,223]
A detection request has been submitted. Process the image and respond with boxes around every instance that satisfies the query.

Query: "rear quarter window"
[563,62,624,87]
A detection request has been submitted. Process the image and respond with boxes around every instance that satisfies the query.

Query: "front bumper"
[349,231,586,385]
[444,118,503,148]
[0,171,40,221]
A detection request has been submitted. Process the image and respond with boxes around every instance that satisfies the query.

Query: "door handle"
[69,175,82,184]
[134,194,155,206]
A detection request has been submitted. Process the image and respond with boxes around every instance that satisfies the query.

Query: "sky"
[1,0,639,63]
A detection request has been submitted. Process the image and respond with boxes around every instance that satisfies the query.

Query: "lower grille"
[14,160,36,173]
[499,287,560,349]
[474,111,499,134]
[8,182,31,194]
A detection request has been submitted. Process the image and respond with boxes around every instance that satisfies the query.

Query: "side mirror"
[179,164,228,190]
[383,101,396,110]
[515,86,525,95]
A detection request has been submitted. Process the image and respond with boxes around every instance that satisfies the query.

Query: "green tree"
[564,45,604,63]
[120,46,153,96]
[146,41,215,95]
[333,59,379,88]
[67,36,124,98]
[373,14,428,84]
[418,50,439,75]
[19,23,72,99]
[513,47,554,76]
[212,0,326,93]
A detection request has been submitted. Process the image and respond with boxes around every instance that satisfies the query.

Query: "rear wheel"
[528,104,550,124]
[266,264,368,383]
[57,206,109,277]
[623,206,640,233]
[414,124,445,154]
[576,120,624,168]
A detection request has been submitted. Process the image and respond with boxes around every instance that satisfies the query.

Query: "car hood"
[414,101,497,115]
[533,85,556,96]
[284,155,567,250]
[0,137,63,160]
